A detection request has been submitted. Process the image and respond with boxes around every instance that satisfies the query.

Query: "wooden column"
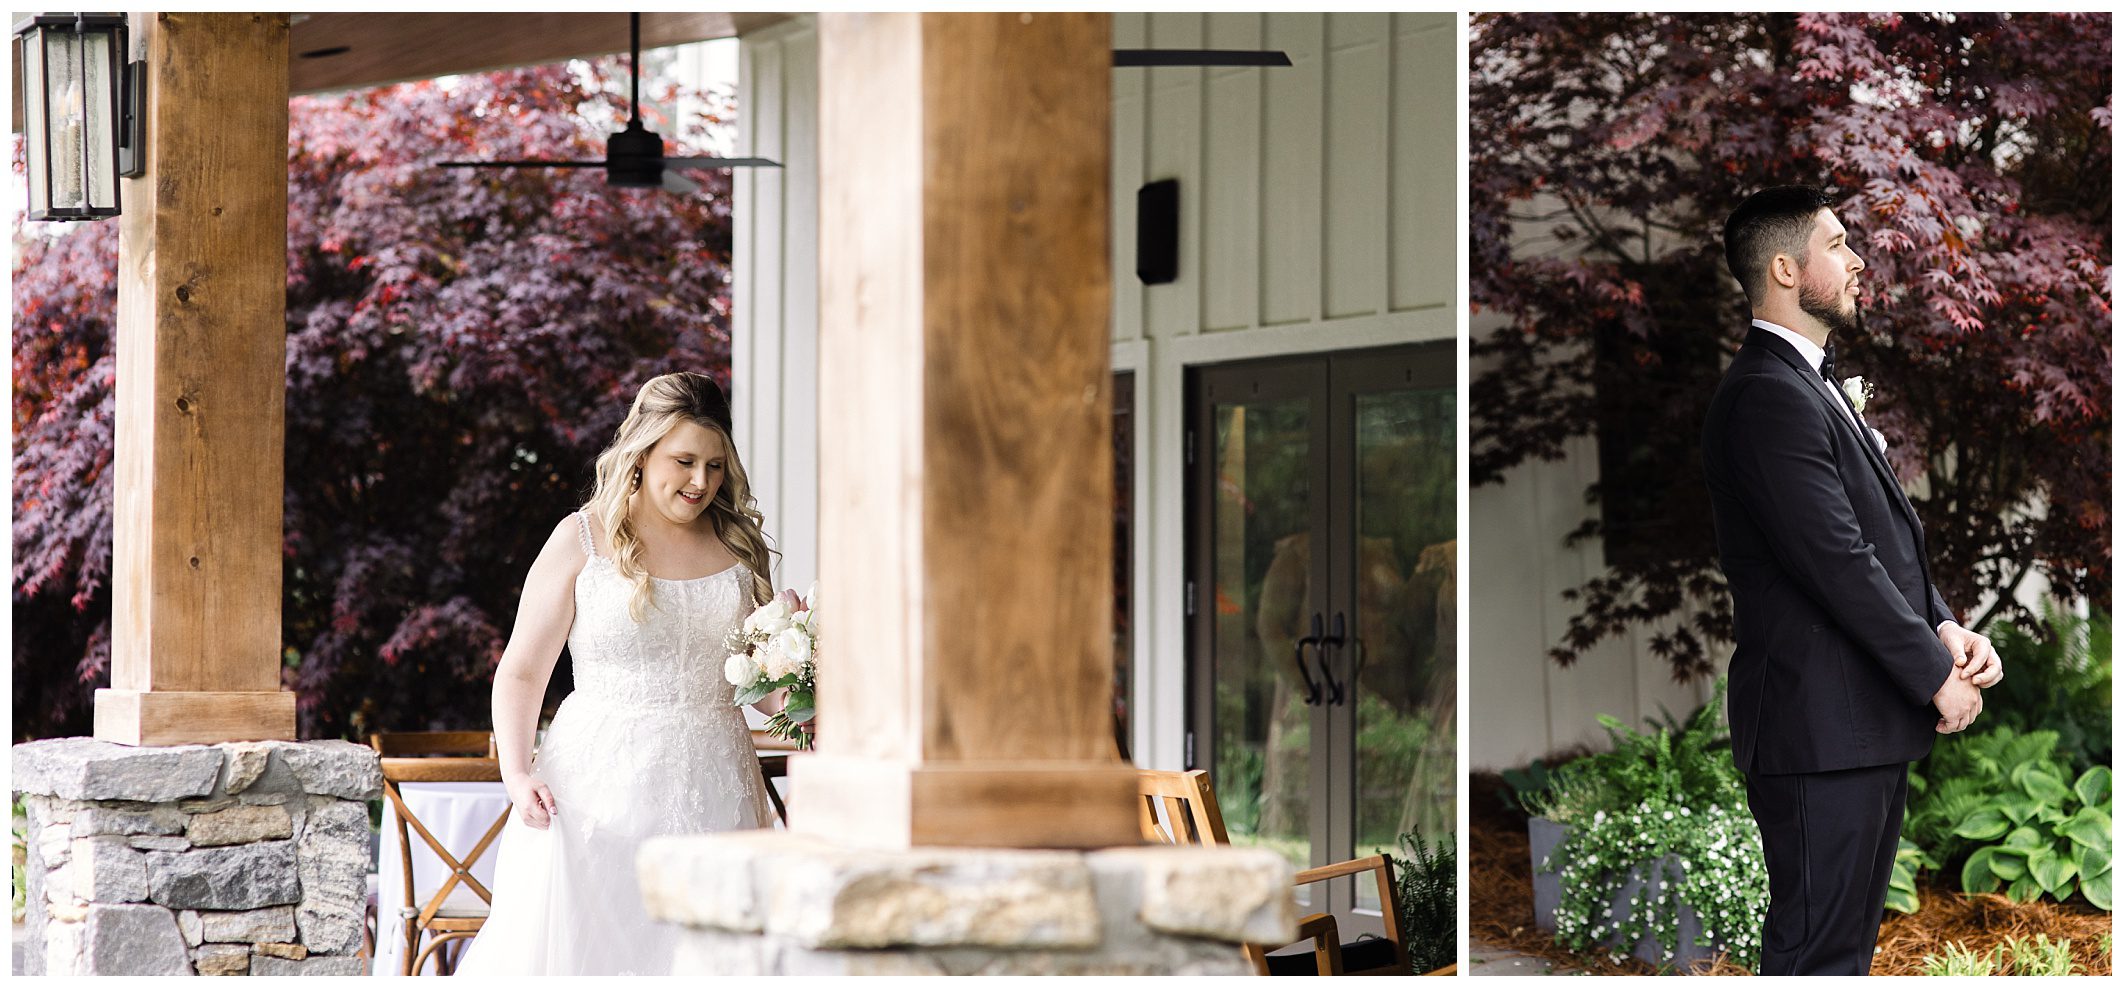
[95,13,296,746]
[791,12,1138,848]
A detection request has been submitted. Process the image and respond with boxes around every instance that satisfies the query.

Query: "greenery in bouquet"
[1534,680,1768,970]
[723,585,819,750]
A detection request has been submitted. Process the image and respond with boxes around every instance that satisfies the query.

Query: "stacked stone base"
[14,738,383,976]
[640,830,1297,975]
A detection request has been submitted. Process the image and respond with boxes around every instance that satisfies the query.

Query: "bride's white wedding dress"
[456,511,777,976]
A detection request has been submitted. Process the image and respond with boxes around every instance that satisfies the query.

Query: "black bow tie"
[1819,344,1837,382]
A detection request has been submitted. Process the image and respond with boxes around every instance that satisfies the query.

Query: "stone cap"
[640,830,1296,950]
[12,738,383,803]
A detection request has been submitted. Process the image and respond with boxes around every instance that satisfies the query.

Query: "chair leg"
[401,923,420,977]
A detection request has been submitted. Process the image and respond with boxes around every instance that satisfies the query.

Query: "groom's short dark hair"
[1723,186,1836,304]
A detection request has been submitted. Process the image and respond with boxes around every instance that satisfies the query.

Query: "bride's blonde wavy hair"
[583,373,777,622]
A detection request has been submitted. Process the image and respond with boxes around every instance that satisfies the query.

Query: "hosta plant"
[1885,836,1931,915]
[1955,762,2110,909]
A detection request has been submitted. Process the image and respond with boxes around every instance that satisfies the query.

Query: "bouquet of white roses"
[724,582,818,750]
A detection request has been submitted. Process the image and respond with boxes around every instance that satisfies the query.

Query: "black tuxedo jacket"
[1701,327,1956,775]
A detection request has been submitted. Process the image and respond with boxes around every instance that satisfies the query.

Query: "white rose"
[723,652,761,688]
[744,598,792,636]
[764,628,812,679]
[1842,375,1869,414]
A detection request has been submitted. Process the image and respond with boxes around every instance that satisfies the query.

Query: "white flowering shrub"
[1545,797,1769,971]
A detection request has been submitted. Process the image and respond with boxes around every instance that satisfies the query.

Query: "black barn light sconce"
[14,12,143,221]
[1136,178,1180,285]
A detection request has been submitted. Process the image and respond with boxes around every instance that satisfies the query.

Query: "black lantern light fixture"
[14,12,133,221]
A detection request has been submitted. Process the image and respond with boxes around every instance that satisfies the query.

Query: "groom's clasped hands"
[1930,621,2001,735]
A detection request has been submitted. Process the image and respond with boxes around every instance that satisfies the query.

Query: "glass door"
[1333,348,1457,923]
[1187,342,1456,938]
[1189,357,1327,912]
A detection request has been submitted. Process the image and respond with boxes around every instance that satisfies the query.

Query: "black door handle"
[1291,617,1323,706]
[1317,612,1347,706]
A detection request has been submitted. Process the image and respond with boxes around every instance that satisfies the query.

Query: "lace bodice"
[566,511,751,709]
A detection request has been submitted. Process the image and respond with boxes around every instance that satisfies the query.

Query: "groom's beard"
[1798,276,1860,337]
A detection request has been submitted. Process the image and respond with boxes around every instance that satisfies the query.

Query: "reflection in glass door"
[1188,343,1455,935]
[1198,377,1321,905]
[1342,360,1456,914]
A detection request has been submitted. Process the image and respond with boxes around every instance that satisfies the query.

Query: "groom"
[1700,186,2003,975]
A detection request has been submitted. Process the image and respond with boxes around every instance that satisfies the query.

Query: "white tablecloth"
[371,781,511,978]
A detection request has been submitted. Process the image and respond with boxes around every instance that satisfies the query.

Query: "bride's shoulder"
[540,511,595,564]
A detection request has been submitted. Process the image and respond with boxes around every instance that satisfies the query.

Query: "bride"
[456,372,784,975]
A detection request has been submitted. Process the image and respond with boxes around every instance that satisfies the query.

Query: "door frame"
[1183,339,1456,931]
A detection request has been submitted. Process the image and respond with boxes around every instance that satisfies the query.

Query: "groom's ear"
[1768,252,1801,291]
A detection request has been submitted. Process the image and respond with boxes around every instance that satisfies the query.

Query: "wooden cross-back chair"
[1138,769,1421,976]
[751,729,798,826]
[371,731,508,976]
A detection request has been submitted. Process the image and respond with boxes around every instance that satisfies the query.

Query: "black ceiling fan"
[1111,50,1292,68]
[438,13,779,193]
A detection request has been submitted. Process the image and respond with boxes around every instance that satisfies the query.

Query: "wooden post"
[791,12,1138,849]
[95,13,296,746]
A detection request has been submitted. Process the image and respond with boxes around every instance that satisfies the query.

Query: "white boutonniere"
[1841,376,1872,415]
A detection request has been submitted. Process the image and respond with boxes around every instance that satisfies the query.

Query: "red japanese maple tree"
[1470,13,2110,678]
[14,60,738,739]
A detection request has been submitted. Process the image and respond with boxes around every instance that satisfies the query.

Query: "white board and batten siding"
[730,20,821,603]
[1116,11,1457,771]
[730,13,1455,772]
[1466,419,1714,773]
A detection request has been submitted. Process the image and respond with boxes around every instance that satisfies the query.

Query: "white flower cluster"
[724,581,820,688]
[1546,796,1769,972]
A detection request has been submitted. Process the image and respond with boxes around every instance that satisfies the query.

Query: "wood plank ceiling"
[11,11,793,128]
[287,12,792,94]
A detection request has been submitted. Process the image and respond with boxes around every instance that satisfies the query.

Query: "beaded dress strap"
[576,510,598,559]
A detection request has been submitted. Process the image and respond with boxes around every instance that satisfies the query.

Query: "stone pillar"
[13,739,382,976]
[640,831,1296,975]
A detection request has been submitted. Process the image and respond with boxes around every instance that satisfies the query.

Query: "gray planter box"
[1526,816,1722,972]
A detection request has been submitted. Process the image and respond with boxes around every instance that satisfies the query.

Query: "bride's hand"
[504,772,558,830]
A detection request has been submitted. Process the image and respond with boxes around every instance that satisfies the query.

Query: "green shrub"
[1981,607,2110,774]
[1955,762,2111,908]
[1906,726,2112,910]
[1535,680,1769,970]
[1528,679,1740,823]
[1392,830,1456,974]
[1908,727,2068,866]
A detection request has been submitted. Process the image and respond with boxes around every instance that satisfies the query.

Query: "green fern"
[1392,830,1457,974]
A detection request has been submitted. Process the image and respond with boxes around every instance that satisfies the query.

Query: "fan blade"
[662,156,784,169]
[1112,49,1292,68]
[437,159,607,168]
[661,170,701,195]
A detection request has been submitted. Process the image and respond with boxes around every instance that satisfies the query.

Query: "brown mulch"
[1468,771,2115,976]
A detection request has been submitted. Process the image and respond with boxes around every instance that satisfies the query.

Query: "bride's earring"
[631,468,642,491]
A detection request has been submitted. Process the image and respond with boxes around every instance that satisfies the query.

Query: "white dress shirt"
[1754,318,1861,432]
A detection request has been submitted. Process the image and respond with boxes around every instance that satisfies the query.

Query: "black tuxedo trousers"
[1701,328,1958,975]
